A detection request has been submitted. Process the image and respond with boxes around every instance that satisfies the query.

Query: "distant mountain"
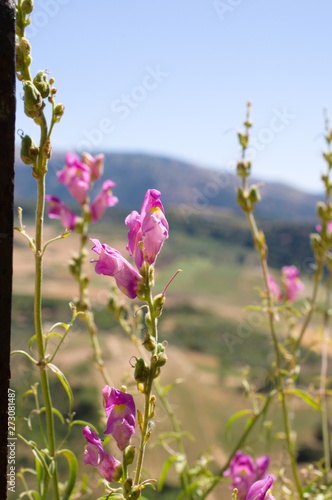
[14,151,321,221]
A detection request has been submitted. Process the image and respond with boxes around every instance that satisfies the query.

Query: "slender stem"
[246,210,303,498]
[34,170,60,500]
[201,394,274,500]
[134,289,158,486]
[154,378,194,499]
[75,213,112,385]
[320,280,331,479]
[294,261,323,351]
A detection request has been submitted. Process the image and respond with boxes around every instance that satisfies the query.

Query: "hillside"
[15,151,321,221]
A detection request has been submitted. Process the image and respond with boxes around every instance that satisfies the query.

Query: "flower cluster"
[46,152,118,229]
[91,189,169,298]
[223,451,275,500]
[268,265,304,303]
[83,386,136,482]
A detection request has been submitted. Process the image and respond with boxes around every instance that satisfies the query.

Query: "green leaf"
[28,335,37,350]
[158,454,180,491]
[11,350,37,365]
[48,363,74,412]
[18,490,41,499]
[69,419,99,434]
[285,388,321,411]
[57,449,78,500]
[226,409,252,433]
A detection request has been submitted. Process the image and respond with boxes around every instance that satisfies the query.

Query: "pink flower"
[57,153,91,205]
[81,152,105,181]
[246,475,275,500]
[90,180,118,222]
[268,266,304,303]
[91,238,143,299]
[267,275,282,301]
[223,451,270,500]
[83,426,122,482]
[103,386,136,451]
[281,265,304,302]
[45,195,80,230]
[125,189,169,269]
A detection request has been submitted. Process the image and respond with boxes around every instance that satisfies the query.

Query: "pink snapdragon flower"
[315,221,332,234]
[81,152,104,181]
[103,386,136,451]
[246,475,276,500]
[57,153,91,205]
[223,451,270,500]
[125,189,169,269]
[91,189,168,298]
[83,426,122,482]
[91,239,143,299]
[45,195,80,230]
[90,180,118,222]
[268,265,304,303]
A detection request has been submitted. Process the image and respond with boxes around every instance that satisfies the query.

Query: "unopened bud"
[153,293,165,318]
[33,70,50,98]
[54,103,65,123]
[20,134,39,165]
[237,187,251,213]
[323,151,332,166]
[236,160,251,178]
[123,445,135,466]
[248,185,261,205]
[24,81,44,118]
[21,0,34,15]
[134,358,149,383]
[16,37,31,74]
[238,132,249,149]
[142,333,157,352]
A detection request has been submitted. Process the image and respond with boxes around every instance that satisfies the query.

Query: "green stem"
[320,280,331,479]
[294,261,323,352]
[134,288,158,487]
[201,394,274,500]
[35,170,60,500]
[76,215,112,385]
[154,378,194,499]
[246,210,302,498]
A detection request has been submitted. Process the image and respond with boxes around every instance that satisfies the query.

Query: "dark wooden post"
[0,1,16,498]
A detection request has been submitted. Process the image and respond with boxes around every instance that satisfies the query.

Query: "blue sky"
[16,0,332,193]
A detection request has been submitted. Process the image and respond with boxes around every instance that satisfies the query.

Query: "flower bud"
[21,0,34,15]
[317,201,327,220]
[16,37,32,75]
[20,134,39,165]
[153,293,165,318]
[142,333,157,352]
[33,70,50,98]
[134,358,150,383]
[310,233,325,260]
[237,187,251,213]
[54,103,65,123]
[23,81,44,118]
[238,132,249,149]
[248,185,261,205]
[236,160,251,178]
[123,445,135,466]
[323,151,332,166]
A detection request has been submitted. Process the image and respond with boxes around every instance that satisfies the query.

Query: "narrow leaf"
[226,409,252,433]
[48,363,74,412]
[57,449,78,500]
[286,388,321,411]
